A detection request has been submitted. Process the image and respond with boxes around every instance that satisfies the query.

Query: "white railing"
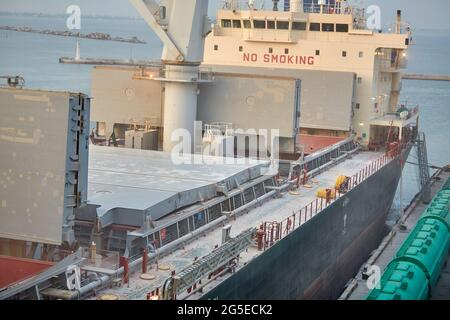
[204,122,234,138]
[303,3,353,15]
[261,142,413,251]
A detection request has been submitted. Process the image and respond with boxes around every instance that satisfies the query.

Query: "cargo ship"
[0,0,428,300]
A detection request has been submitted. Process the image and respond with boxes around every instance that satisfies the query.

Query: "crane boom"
[129,0,211,64]
[129,0,184,62]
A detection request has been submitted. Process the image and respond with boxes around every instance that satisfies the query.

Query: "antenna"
[272,0,279,11]
[223,0,238,10]
[318,0,326,13]
[287,0,303,12]
[245,0,264,10]
[396,10,402,34]
[247,0,264,10]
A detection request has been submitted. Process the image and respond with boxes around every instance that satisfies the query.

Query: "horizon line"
[0,11,449,32]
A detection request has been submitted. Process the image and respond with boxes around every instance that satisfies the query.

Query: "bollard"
[142,248,148,274]
[120,256,129,284]
[90,242,97,263]
[326,189,331,204]
[286,218,292,234]
[256,227,265,251]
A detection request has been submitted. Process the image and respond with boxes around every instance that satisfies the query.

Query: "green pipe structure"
[367,177,450,300]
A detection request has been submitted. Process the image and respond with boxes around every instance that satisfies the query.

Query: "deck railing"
[124,175,276,258]
[303,3,353,15]
[295,136,358,175]
[115,140,413,299]
[261,142,411,250]
[136,142,412,300]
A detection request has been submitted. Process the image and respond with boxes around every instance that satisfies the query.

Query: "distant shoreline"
[0,26,146,44]
[403,73,450,82]
[0,11,140,20]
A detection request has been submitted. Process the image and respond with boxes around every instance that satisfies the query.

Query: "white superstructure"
[89,0,418,156]
[203,0,415,146]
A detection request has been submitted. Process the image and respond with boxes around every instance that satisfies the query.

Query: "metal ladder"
[416,132,431,203]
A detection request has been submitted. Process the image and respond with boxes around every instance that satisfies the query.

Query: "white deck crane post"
[129,0,211,153]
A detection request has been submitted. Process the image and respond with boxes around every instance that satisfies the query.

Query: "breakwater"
[403,73,450,81]
[0,25,146,44]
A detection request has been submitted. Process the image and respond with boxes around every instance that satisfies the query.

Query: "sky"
[0,0,449,30]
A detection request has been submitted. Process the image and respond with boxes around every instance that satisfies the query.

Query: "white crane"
[129,0,211,152]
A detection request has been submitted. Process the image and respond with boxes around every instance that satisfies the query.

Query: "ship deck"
[341,169,450,300]
[96,150,385,300]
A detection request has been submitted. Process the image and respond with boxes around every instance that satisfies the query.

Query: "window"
[357,77,362,84]
[285,48,289,54]
[160,6,167,20]
[233,20,242,28]
[267,20,275,29]
[310,23,320,31]
[214,45,218,51]
[315,50,320,56]
[254,20,266,29]
[276,21,289,30]
[292,22,307,31]
[243,20,251,29]
[359,51,364,58]
[342,51,347,57]
[322,23,335,32]
[336,24,349,32]
[269,48,273,53]
[239,46,243,52]
[221,19,232,28]
[355,103,360,110]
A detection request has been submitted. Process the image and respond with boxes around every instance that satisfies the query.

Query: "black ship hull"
[202,149,410,300]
